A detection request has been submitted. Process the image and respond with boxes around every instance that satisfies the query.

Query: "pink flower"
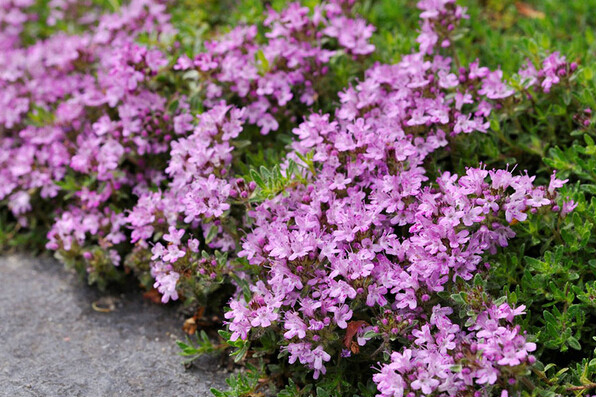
[154,271,180,303]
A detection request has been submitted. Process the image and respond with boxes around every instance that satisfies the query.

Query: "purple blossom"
[153,271,180,303]
[0,0,575,392]
[223,0,569,386]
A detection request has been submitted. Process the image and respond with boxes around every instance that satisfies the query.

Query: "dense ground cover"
[1,0,595,396]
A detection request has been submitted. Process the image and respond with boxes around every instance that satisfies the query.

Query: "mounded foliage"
[1,0,595,396]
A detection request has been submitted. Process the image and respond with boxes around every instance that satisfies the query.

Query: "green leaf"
[205,225,219,244]
[316,387,331,397]
[490,117,501,132]
[450,293,466,305]
[249,169,265,189]
[210,388,226,397]
[543,310,557,325]
[255,49,271,75]
[362,330,381,339]
[567,336,581,350]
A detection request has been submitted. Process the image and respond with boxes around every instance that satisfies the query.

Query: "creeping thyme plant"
[1,0,596,396]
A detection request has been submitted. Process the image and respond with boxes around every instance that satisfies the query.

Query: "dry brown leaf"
[343,320,366,350]
[183,317,197,335]
[142,288,162,304]
[350,341,360,355]
[195,306,206,319]
[515,2,546,19]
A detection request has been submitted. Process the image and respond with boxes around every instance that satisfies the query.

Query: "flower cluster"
[118,1,377,300]
[131,104,247,301]
[0,0,173,228]
[174,0,375,134]
[518,51,576,93]
[223,0,572,394]
[374,304,535,396]
[0,0,34,50]
[0,0,578,395]
[0,0,376,291]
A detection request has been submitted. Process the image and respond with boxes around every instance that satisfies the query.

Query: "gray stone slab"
[0,255,225,397]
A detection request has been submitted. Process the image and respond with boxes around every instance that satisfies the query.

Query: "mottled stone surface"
[0,255,224,396]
